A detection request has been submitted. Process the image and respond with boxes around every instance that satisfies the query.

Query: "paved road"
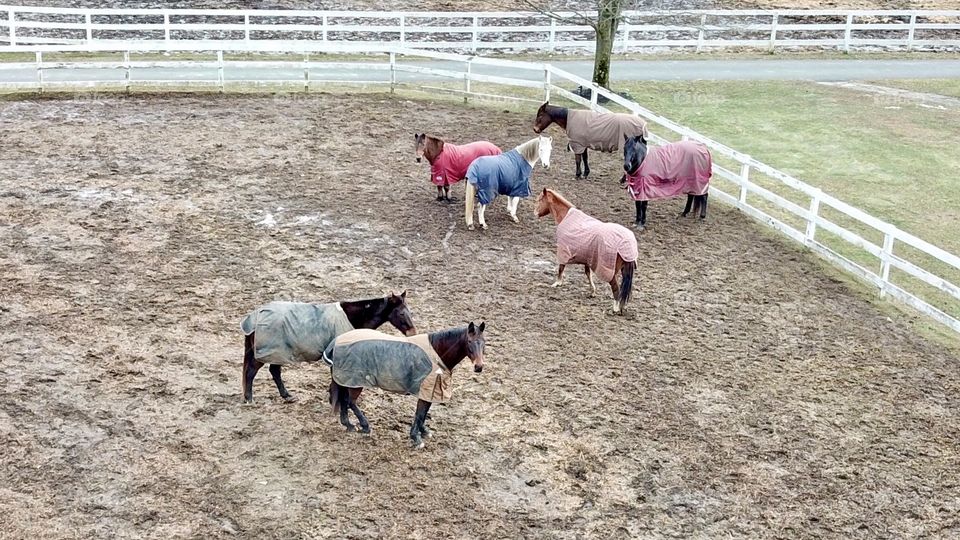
[1,58,959,85]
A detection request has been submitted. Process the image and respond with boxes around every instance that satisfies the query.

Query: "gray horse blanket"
[567,110,649,154]
[466,149,533,206]
[240,301,353,366]
[324,329,452,403]
[557,208,639,283]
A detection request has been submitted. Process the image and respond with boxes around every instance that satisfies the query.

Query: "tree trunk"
[592,0,624,90]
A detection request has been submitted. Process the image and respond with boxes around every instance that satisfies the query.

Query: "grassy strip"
[863,78,960,99]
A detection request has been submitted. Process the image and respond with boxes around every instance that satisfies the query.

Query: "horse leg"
[478,203,488,230]
[699,193,709,220]
[268,364,296,403]
[418,401,433,439]
[465,181,476,230]
[444,184,454,202]
[584,265,596,297]
[640,201,648,228]
[574,153,583,179]
[410,399,431,449]
[508,197,519,223]
[682,194,694,217]
[333,383,356,431]
[551,264,566,287]
[436,185,443,202]
[347,388,371,434]
[242,335,263,403]
[582,149,591,178]
[634,200,643,229]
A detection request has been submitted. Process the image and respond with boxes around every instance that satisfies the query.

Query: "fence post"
[464,60,471,103]
[769,14,778,51]
[35,51,42,94]
[548,18,556,51]
[244,14,250,42]
[907,13,917,50]
[738,161,750,204]
[805,191,821,244]
[590,83,599,109]
[123,51,131,93]
[163,12,170,48]
[399,15,405,46]
[879,233,895,298]
[544,68,551,101]
[843,13,853,53]
[322,15,327,43]
[696,14,706,52]
[85,13,93,43]
[303,53,309,92]
[471,16,479,52]
[618,22,630,53]
[217,50,224,93]
[389,51,396,93]
[9,9,15,47]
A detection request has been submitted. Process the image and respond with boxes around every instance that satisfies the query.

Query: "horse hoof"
[242,398,254,405]
[481,224,488,230]
[467,224,475,231]
[511,216,519,223]
[436,196,443,202]
[282,395,298,404]
[344,425,356,432]
[360,426,372,435]
[550,281,562,288]
[634,223,645,231]
[421,429,432,439]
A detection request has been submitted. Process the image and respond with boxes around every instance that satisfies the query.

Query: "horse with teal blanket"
[464,135,552,230]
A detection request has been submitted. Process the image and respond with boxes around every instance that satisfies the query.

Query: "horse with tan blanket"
[323,322,487,449]
[533,101,648,180]
[536,188,638,314]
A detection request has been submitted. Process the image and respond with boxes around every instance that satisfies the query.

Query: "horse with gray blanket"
[324,322,486,449]
[240,291,416,403]
[464,135,552,230]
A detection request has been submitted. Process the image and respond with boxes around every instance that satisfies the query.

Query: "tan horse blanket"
[324,329,452,403]
[241,301,354,366]
[566,110,649,154]
[556,208,639,283]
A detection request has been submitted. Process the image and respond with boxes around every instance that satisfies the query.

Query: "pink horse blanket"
[430,141,502,187]
[556,208,638,283]
[566,110,649,154]
[626,141,712,201]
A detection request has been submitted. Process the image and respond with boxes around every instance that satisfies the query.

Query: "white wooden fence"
[1,5,959,53]
[1,45,958,334]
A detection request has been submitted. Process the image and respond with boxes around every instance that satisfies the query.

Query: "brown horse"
[535,188,638,314]
[414,133,502,202]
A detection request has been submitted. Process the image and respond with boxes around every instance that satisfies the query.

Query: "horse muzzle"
[404,328,418,337]
[415,157,422,163]
[474,364,483,373]
[533,127,541,134]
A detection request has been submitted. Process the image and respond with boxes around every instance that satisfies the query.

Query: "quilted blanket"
[240,301,354,366]
[324,329,452,403]
[430,141,502,187]
[566,110,649,154]
[626,141,712,201]
[466,149,533,205]
[556,208,639,283]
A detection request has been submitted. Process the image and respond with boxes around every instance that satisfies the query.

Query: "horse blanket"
[466,149,532,206]
[240,301,353,366]
[324,329,452,403]
[626,141,712,201]
[556,208,639,284]
[430,141,502,187]
[566,110,649,154]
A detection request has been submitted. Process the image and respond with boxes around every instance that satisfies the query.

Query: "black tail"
[618,260,635,310]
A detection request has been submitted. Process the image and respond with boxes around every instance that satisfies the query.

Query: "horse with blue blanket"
[464,135,552,230]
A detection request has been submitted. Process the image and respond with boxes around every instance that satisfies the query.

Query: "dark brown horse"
[414,133,502,202]
[241,292,415,403]
[414,133,450,201]
[325,322,486,449]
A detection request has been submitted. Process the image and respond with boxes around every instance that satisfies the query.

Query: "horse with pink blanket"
[414,133,502,202]
[621,135,713,230]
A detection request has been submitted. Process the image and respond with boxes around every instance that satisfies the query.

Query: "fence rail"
[1,5,959,53]
[0,45,958,334]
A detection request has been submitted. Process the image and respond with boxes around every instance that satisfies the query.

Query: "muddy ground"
[0,92,958,539]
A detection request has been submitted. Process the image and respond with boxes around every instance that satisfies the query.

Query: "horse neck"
[548,105,568,130]
[339,298,388,329]
[547,193,573,224]
[424,138,444,164]
[427,327,468,371]
[516,138,539,166]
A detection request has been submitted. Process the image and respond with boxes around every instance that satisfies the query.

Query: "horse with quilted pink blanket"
[536,188,638,315]
[414,133,502,202]
[621,135,713,230]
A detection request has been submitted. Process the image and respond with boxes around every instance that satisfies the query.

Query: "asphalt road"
[1,58,959,85]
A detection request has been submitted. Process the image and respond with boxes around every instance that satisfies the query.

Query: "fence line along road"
[1,5,959,53]
[1,44,958,335]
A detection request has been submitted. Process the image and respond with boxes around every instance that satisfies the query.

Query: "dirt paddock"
[1,92,958,539]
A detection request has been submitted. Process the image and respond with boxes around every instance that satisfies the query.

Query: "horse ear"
[468,321,476,335]
[478,321,486,333]
[400,289,407,299]
[624,133,629,141]
[542,187,547,195]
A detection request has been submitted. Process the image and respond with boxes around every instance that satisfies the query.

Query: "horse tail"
[324,343,342,414]
[618,259,635,309]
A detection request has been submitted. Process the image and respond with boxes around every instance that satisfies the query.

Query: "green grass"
[864,78,960,99]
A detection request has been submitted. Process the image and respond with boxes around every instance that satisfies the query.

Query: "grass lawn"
[864,78,960,99]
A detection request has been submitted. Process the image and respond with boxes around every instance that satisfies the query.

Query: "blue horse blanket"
[466,149,532,206]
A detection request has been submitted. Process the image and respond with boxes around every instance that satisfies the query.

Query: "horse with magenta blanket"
[464,135,552,230]
[536,189,638,314]
[414,133,501,202]
[324,321,486,449]
[533,101,648,179]
[621,135,713,230]
[240,292,415,403]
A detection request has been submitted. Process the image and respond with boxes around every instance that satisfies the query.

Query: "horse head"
[623,134,648,176]
[414,133,426,163]
[537,135,553,169]
[533,101,553,134]
[466,321,486,373]
[385,290,416,336]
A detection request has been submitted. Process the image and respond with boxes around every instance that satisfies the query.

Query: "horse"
[621,134,713,230]
[240,291,416,404]
[414,133,502,202]
[463,135,553,230]
[535,188,637,314]
[532,101,648,179]
[324,321,486,449]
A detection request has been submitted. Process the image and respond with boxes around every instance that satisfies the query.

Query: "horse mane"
[428,326,468,367]
[516,137,540,161]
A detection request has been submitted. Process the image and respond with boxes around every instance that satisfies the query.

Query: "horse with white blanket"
[464,135,552,230]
